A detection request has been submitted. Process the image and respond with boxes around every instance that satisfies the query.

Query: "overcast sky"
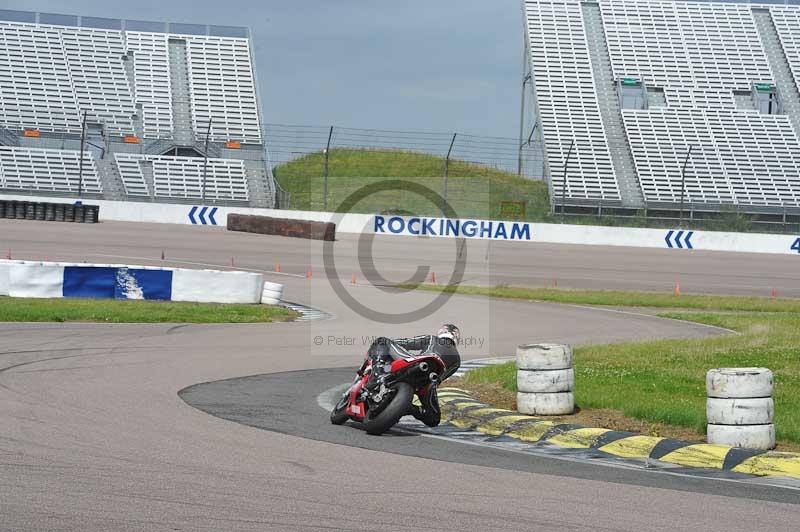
[3,1,524,138]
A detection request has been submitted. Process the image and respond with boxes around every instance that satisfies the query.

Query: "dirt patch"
[447,378,800,452]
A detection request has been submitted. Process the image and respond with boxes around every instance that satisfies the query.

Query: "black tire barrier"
[84,205,98,224]
[0,200,99,224]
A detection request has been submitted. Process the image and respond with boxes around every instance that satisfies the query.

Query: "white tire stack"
[706,368,775,450]
[516,344,574,415]
[261,281,284,305]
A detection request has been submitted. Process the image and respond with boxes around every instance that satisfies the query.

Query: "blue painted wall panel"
[62,267,117,298]
[114,268,173,300]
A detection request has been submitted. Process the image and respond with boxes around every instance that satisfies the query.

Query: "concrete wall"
[1,193,798,256]
[0,259,265,304]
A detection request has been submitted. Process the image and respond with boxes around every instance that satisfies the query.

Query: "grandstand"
[521,0,800,222]
[0,10,277,207]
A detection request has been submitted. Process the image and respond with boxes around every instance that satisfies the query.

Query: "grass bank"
[274,149,551,221]
[432,285,800,447]
[401,284,800,313]
[0,297,298,324]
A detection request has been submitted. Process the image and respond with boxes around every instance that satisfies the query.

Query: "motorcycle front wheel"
[330,393,350,425]
[363,382,414,435]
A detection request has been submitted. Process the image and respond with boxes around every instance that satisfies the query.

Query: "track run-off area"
[1,220,799,531]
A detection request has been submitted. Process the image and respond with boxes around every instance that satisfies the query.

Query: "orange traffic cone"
[351,273,357,285]
[275,262,281,273]
[306,266,313,279]
[674,281,681,296]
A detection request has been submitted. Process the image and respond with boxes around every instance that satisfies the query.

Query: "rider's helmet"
[437,324,461,346]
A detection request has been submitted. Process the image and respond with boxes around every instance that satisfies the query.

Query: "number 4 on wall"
[792,238,800,253]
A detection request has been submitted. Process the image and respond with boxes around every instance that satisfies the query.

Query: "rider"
[362,324,461,427]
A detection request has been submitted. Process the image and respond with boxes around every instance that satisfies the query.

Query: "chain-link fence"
[265,124,545,217]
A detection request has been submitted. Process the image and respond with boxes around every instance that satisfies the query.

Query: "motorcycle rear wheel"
[363,382,414,435]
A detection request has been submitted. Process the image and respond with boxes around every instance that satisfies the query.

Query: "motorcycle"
[330,349,446,435]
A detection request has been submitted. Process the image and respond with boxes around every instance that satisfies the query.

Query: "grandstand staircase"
[753,9,800,137]
[0,126,19,147]
[244,164,273,208]
[582,2,645,209]
[140,160,155,198]
[168,39,196,147]
[95,157,128,201]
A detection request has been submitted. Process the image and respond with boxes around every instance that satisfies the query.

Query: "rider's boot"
[365,358,389,391]
[365,339,391,392]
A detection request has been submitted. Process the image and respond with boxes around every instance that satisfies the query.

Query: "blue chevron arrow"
[665,230,694,249]
[684,231,694,249]
[674,230,685,249]
[198,206,208,225]
[208,207,218,226]
[189,206,198,225]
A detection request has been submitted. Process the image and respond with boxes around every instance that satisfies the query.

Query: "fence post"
[561,140,575,223]
[201,118,212,202]
[77,110,87,197]
[678,145,693,228]
[443,133,457,203]
[324,126,333,211]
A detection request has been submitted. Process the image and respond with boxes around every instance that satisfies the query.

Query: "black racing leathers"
[364,335,461,427]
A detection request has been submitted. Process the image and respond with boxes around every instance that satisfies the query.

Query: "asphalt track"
[1,220,799,531]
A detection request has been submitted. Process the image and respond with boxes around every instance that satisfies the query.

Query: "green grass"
[0,297,298,324]
[442,286,800,444]
[401,283,800,313]
[274,149,551,221]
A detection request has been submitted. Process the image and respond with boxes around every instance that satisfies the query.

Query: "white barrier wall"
[9,262,65,298]
[2,193,798,256]
[172,269,263,304]
[0,260,271,304]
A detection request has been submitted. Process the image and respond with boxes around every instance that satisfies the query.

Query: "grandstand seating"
[524,0,620,201]
[771,7,800,95]
[599,0,773,91]
[0,11,275,208]
[0,16,261,144]
[113,153,149,196]
[0,146,102,194]
[186,37,262,144]
[152,156,249,201]
[524,0,800,210]
[60,28,136,137]
[0,23,83,133]
[115,153,249,201]
[125,32,174,139]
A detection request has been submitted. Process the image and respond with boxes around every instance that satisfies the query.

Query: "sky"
[2,0,525,138]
